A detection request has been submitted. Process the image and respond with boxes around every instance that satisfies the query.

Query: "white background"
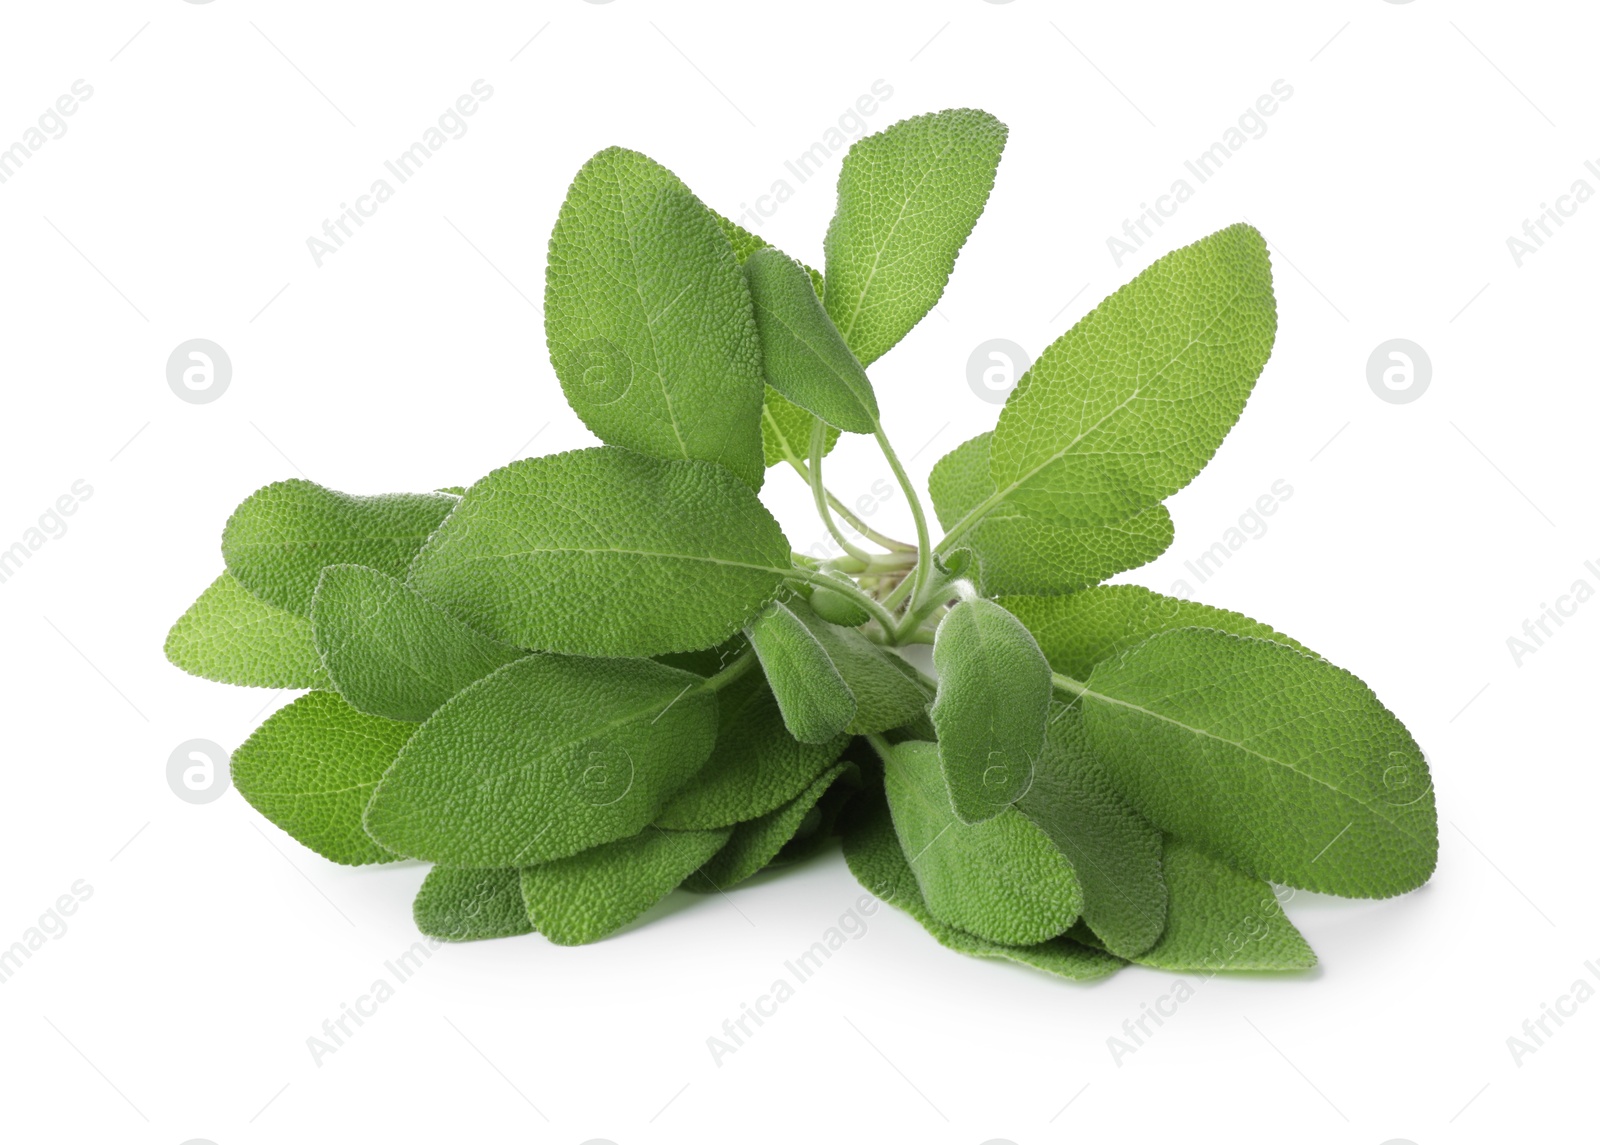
[0,2,1592,1142]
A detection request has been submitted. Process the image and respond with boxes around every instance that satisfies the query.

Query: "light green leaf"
[969,224,1275,537]
[1132,840,1315,971]
[1079,627,1438,897]
[1018,705,1167,959]
[881,739,1081,945]
[690,761,853,891]
[546,147,765,487]
[928,431,1173,596]
[365,654,717,866]
[311,565,524,722]
[843,797,1122,981]
[761,390,840,470]
[414,867,533,941]
[407,447,792,657]
[1005,584,1307,681]
[747,598,856,743]
[654,668,847,830]
[165,572,330,689]
[930,598,1052,823]
[223,480,456,616]
[824,109,1007,365]
[788,596,927,734]
[231,691,414,866]
[745,246,878,434]
[709,212,840,470]
[520,826,730,945]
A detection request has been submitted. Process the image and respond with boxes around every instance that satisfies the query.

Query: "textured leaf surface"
[953,224,1274,545]
[710,212,840,469]
[414,867,533,941]
[223,480,456,615]
[747,598,856,743]
[930,598,1052,823]
[408,447,791,657]
[761,390,840,469]
[653,670,847,830]
[311,565,523,722]
[520,827,730,945]
[1133,840,1315,971]
[843,798,1121,981]
[691,762,852,890]
[1018,705,1166,958]
[1081,627,1438,897]
[165,573,330,689]
[789,596,927,734]
[929,432,1173,596]
[881,740,1080,945]
[1006,584,1306,681]
[365,654,717,866]
[231,691,413,866]
[745,246,878,434]
[545,147,765,487]
[824,109,1007,365]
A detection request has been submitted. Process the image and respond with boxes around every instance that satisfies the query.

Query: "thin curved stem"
[873,424,932,617]
[809,418,876,565]
[767,406,915,552]
[699,648,758,693]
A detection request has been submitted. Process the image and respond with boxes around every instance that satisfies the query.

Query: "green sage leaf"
[407,447,791,657]
[365,654,717,866]
[1080,627,1438,898]
[545,147,765,487]
[930,597,1052,823]
[824,109,1007,365]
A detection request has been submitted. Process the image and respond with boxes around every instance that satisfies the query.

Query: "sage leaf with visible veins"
[222,480,456,616]
[365,654,717,867]
[843,797,1122,981]
[407,447,791,658]
[825,108,1007,365]
[520,826,731,945]
[1018,705,1167,959]
[747,597,856,743]
[165,572,331,689]
[929,431,1174,596]
[312,565,523,722]
[545,147,766,487]
[1079,627,1438,897]
[881,739,1081,945]
[231,690,414,866]
[745,245,878,434]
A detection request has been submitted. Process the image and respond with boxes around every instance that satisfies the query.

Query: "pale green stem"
[699,648,758,693]
[1050,671,1090,700]
[809,418,876,565]
[873,424,932,618]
